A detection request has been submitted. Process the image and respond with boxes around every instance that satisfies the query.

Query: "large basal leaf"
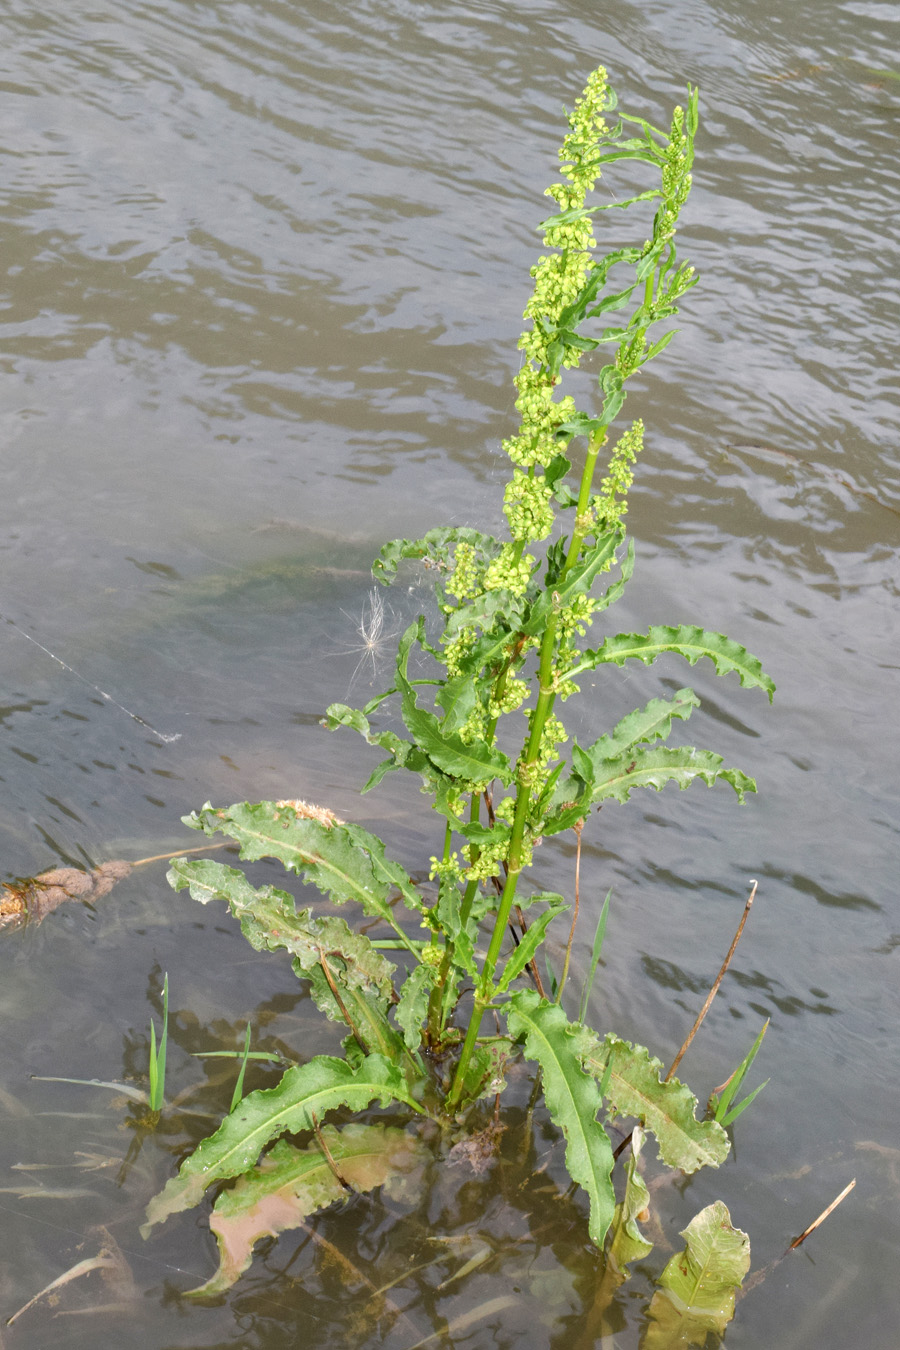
[182,799,427,920]
[167,858,422,1074]
[505,991,615,1246]
[644,1201,750,1347]
[572,625,775,700]
[142,1053,418,1234]
[590,745,756,806]
[583,1035,729,1174]
[187,1123,430,1297]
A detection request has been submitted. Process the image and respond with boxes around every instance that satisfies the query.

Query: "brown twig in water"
[788,1178,856,1250]
[310,1112,354,1193]
[666,879,757,1082]
[131,842,233,867]
[741,1178,857,1297]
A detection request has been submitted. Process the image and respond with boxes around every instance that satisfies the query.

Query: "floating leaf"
[583,1034,729,1173]
[142,1053,419,1234]
[0,860,132,930]
[506,991,615,1245]
[572,625,775,700]
[187,1123,429,1296]
[644,1201,750,1347]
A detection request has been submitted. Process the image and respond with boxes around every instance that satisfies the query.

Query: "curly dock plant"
[147,66,773,1298]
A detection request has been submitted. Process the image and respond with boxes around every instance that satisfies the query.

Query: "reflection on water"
[1,0,899,1345]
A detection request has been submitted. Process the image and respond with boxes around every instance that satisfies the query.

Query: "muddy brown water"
[1,1,898,1346]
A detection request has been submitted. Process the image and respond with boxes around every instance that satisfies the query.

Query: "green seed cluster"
[659,105,692,246]
[502,66,612,483]
[429,852,464,884]
[503,470,555,543]
[483,542,535,595]
[596,419,644,530]
[444,627,477,678]
[446,541,483,601]
[487,674,528,719]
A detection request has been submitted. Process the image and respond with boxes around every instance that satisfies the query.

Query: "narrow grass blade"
[230,1023,253,1112]
[713,1019,768,1126]
[148,974,169,1113]
[579,889,611,1024]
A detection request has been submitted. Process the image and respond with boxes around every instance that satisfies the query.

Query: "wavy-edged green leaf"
[584,1034,729,1173]
[325,703,408,758]
[393,964,436,1050]
[168,859,396,1000]
[442,588,523,642]
[434,674,478,734]
[571,625,775,701]
[188,1123,430,1297]
[644,1201,750,1347]
[591,746,756,806]
[522,532,622,636]
[607,1124,653,1270]
[142,1053,419,1234]
[183,800,428,921]
[394,624,512,786]
[373,527,501,584]
[505,991,615,1245]
[495,898,568,995]
[167,859,422,1078]
[580,690,701,771]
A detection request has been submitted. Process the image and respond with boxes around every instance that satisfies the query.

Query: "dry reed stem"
[666,879,758,1082]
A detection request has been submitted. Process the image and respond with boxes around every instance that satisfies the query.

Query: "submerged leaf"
[644,1200,750,1347]
[584,1035,729,1173]
[506,991,615,1245]
[607,1125,653,1270]
[142,1052,419,1234]
[188,1123,429,1296]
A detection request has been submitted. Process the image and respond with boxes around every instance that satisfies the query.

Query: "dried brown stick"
[130,842,232,867]
[666,879,758,1082]
[741,1178,857,1297]
[788,1178,856,1250]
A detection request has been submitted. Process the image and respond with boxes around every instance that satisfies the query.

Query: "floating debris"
[0,861,132,930]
